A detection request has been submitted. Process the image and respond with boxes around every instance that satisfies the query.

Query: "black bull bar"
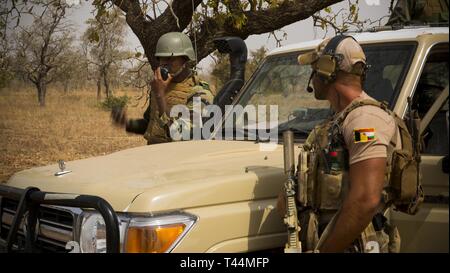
[0,185,120,253]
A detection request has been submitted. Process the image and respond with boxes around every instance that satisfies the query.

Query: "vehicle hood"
[6,140,293,212]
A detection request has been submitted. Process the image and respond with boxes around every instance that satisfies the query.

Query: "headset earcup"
[316,55,337,83]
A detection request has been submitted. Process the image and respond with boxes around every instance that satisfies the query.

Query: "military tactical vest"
[144,75,214,144]
[297,99,423,252]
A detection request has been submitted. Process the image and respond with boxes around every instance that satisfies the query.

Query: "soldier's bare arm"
[318,157,386,253]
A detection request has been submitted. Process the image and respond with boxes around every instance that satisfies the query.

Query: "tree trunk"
[103,70,111,98]
[36,81,46,107]
[97,78,102,101]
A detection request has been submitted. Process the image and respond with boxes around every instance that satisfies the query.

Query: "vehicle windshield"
[219,42,416,140]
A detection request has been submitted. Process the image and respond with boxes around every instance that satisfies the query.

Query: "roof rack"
[344,23,449,34]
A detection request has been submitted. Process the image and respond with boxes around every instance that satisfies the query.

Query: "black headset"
[307,35,367,93]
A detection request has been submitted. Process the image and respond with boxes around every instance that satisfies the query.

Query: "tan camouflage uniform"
[126,73,214,145]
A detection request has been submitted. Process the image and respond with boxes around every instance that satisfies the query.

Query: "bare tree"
[0,1,21,89]
[14,1,73,106]
[246,46,268,76]
[55,47,90,93]
[121,54,152,107]
[83,9,128,100]
[0,30,12,89]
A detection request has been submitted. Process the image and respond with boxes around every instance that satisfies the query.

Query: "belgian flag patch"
[354,128,376,143]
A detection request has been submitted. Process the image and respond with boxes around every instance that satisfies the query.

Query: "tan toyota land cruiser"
[0,26,448,253]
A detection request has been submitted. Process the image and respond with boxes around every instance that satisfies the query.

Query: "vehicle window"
[363,43,417,106]
[412,43,449,155]
[222,43,416,139]
[422,101,449,155]
[239,53,330,135]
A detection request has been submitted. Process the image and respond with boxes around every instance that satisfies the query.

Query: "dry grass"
[0,86,148,183]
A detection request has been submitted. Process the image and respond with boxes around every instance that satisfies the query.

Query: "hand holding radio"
[151,66,173,98]
[160,66,170,81]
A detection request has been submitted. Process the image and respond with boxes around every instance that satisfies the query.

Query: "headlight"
[79,211,196,253]
[79,212,107,253]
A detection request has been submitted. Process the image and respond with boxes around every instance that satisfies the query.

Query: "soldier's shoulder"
[187,89,214,105]
[343,105,395,137]
[185,77,214,102]
[347,104,394,123]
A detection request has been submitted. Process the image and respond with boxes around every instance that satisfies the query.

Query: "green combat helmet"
[155,32,196,62]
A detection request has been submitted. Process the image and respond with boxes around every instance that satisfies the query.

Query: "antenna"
[191,0,198,73]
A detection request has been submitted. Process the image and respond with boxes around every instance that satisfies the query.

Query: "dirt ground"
[0,87,148,183]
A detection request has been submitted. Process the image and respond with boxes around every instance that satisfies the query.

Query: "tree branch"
[193,0,343,62]
[112,0,202,69]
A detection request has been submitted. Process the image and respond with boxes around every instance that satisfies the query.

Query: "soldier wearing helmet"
[278,35,423,253]
[112,32,215,144]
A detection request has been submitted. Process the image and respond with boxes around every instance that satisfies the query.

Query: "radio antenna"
[191,0,199,73]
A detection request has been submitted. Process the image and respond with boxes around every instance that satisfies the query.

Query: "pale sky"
[12,0,393,72]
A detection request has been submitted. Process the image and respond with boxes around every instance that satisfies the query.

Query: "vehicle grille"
[0,198,76,253]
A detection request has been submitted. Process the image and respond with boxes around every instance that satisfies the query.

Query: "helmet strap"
[171,63,192,83]
[171,62,187,78]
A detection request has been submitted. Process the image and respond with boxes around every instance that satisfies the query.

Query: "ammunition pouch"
[317,170,347,210]
[388,115,424,215]
[297,145,348,211]
[360,213,401,253]
[384,221,401,253]
[390,150,424,214]
[298,210,319,252]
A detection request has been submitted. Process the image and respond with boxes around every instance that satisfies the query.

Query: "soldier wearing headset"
[278,35,423,253]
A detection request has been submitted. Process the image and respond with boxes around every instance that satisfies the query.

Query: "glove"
[111,106,128,127]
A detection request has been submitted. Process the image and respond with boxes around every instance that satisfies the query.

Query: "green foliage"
[230,13,248,29]
[203,0,255,30]
[200,1,299,31]
[88,30,100,43]
[93,0,108,21]
[100,95,130,110]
